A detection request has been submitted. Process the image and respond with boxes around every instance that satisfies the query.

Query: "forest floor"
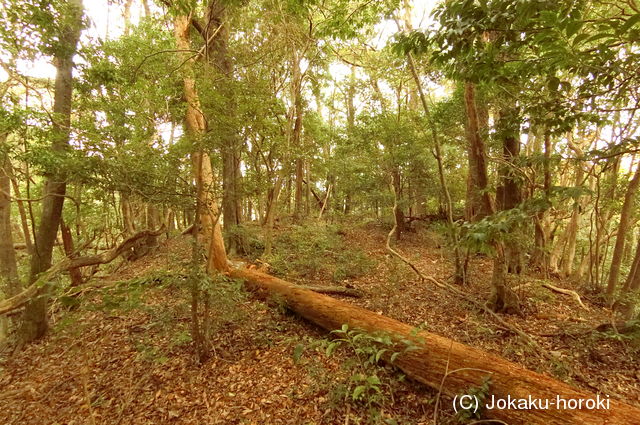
[1,221,639,425]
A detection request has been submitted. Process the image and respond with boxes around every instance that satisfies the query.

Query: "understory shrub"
[266,223,373,282]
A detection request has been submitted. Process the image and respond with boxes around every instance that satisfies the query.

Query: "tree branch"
[0,227,165,316]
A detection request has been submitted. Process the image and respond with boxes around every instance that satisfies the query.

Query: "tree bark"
[174,13,228,273]
[204,0,243,254]
[60,219,83,287]
[291,47,305,222]
[19,0,83,342]
[229,267,640,425]
[463,82,493,221]
[0,135,20,299]
[606,165,640,298]
[495,108,523,274]
[531,131,551,272]
[561,144,585,277]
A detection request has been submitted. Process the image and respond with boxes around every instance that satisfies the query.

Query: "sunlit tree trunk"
[123,0,133,36]
[561,136,587,277]
[174,13,228,273]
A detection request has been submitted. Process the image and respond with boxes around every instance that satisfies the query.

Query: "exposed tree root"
[541,283,588,310]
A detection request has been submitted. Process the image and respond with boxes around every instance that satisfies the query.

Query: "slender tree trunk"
[0,138,20,298]
[142,0,151,17]
[392,168,405,240]
[263,176,283,257]
[531,131,551,273]
[19,0,83,342]
[406,54,463,283]
[7,168,33,254]
[606,165,640,298]
[123,0,133,36]
[463,82,493,221]
[60,219,83,287]
[291,47,305,222]
[619,237,640,319]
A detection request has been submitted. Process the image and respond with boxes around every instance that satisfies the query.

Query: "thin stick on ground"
[385,185,552,361]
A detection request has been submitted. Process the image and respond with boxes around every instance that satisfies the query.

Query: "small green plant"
[323,324,420,422]
[455,376,492,423]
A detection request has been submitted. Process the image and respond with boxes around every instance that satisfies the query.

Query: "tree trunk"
[229,267,640,425]
[7,168,33,254]
[19,0,83,342]
[495,108,523,274]
[121,192,136,234]
[174,13,228,274]
[463,81,493,221]
[392,168,405,241]
[606,165,640,298]
[291,47,305,222]
[0,134,20,299]
[406,53,463,283]
[123,0,133,36]
[561,154,585,277]
[60,219,83,287]
[263,176,283,256]
[204,0,243,254]
[531,131,551,272]
[142,0,151,17]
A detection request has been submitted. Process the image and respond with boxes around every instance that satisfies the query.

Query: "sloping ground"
[328,223,640,404]
[0,236,435,425]
[1,223,639,425]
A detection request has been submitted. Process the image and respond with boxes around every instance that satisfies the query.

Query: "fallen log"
[229,267,640,425]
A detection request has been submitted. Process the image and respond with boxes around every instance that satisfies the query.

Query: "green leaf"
[618,13,640,35]
[352,385,367,400]
[326,341,339,357]
[367,375,382,386]
[584,32,614,44]
[390,352,401,363]
[293,343,304,364]
[375,349,387,363]
[572,32,590,46]
[565,20,583,37]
